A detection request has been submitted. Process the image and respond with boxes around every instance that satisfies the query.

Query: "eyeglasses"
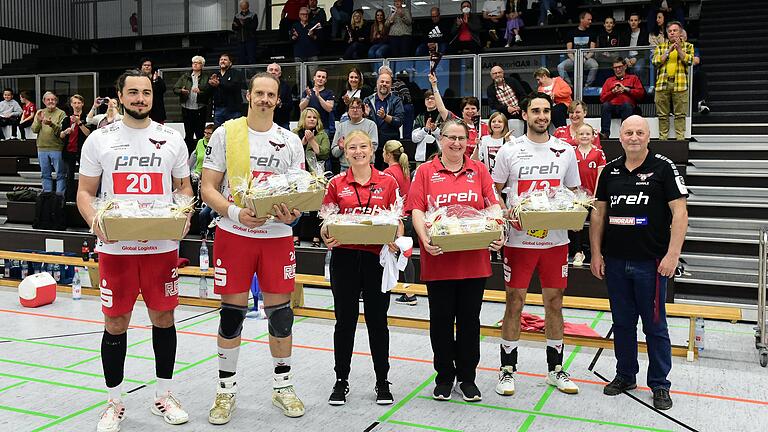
[349,106,362,110]
[442,135,468,142]
[613,65,626,69]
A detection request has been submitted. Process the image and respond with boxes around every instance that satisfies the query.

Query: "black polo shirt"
[595,151,688,260]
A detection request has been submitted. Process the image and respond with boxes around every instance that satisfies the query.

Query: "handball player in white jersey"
[77,69,193,432]
[201,72,306,423]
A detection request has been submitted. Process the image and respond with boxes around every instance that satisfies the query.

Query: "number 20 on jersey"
[112,172,164,195]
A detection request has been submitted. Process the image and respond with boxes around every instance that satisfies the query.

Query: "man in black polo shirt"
[589,115,688,411]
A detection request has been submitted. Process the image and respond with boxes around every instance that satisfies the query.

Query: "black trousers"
[330,248,391,382]
[552,103,568,128]
[426,278,486,385]
[182,107,207,154]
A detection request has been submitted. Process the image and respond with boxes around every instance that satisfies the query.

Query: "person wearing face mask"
[59,94,91,201]
[32,91,67,194]
[429,72,489,158]
[449,1,483,54]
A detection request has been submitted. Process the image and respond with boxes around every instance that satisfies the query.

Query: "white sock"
[501,339,518,354]
[218,346,240,377]
[107,383,123,402]
[155,378,172,398]
[273,356,291,370]
[546,339,564,354]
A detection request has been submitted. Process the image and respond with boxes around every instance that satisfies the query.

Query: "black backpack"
[33,192,67,230]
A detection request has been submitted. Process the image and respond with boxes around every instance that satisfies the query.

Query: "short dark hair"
[423,89,434,98]
[2,88,12,95]
[116,69,151,93]
[666,20,683,30]
[613,57,626,65]
[521,92,553,111]
[460,96,479,110]
[248,72,280,92]
[579,11,592,20]
[220,52,233,62]
[314,68,327,77]
[19,90,31,100]
[139,57,152,67]
[628,12,641,20]
[348,97,363,108]
[604,16,615,23]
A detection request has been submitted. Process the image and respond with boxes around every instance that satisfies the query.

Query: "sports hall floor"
[0,277,766,432]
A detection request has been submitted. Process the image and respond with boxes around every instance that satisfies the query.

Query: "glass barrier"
[579,46,655,110]
[0,75,37,105]
[159,66,219,123]
[38,73,98,113]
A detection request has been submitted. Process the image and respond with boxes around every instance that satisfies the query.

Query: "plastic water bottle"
[694,317,705,353]
[199,240,209,272]
[324,250,331,281]
[199,276,208,299]
[52,264,61,282]
[72,268,82,300]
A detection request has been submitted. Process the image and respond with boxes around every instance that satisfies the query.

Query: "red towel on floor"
[519,312,601,338]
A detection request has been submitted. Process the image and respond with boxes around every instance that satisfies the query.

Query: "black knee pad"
[218,303,247,339]
[265,301,293,338]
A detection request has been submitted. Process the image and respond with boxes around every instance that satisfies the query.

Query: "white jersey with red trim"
[492,135,581,249]
[203,123,304,239]
[79,121,190,255]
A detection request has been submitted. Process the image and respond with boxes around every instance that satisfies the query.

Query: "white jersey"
[492,135,581,249]
[477,135,506,175]
[203,123,304,239]
[79,121,190,255]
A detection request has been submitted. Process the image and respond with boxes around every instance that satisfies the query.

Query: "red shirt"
[599,73,645,106]
[405,156,499,281]
[22,102,36,119]
[384,164,410,199]
[574,145,606,195]
[323,166,401,254]
[553,125,601,149]
[282,0,308,20]
[448,112,490,157]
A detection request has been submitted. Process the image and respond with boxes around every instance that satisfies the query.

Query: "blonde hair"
[577,122,595,135]
[191,55,205,65]
[296,107,325,132]
[345,130,372,147]
[351,10,364,30]
[487,112,509,138]
[384,140,410,179]
[568,100,588,114]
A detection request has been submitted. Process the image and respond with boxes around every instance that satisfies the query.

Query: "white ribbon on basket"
[378,236,414,294]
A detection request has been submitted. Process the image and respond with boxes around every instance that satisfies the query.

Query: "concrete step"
[686,227,759,243]
[686,165,768,178]
[681,252,758,271]
[688,216,768,231]
[690,136,768,146]
[688,185,768,198]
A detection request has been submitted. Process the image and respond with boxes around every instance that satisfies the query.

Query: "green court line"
[0,373,107,394]
[0,404,59,419]
[385,419,463,432]
[379,373,437,423]
[0,358,143,384]
[416,397,675,432]
[30,400,105,432]
[0,380,27,393]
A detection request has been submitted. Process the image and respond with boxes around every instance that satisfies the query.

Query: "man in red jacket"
[599,57,645,139]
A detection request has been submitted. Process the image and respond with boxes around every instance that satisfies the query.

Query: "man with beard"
[492,92,582,398]
[77,69,193,432]
[363,72,403,170]
[267,63,295,130]
[486,65,527,120]
[201,73,306,424]
[209,53,245,126]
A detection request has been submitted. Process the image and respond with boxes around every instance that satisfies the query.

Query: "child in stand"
[473,112,510,175]
[570,123,606,266]
[504,0,525,47]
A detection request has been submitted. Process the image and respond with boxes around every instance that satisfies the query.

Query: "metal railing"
[757,227,768,367]
[0,72,98,112]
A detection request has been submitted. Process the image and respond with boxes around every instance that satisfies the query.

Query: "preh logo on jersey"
[149,138,166,149]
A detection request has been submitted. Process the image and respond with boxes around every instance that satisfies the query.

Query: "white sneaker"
[573,252,585,267]
[209,379,237,425]
[515,34,522,42]
[545,365,579,394]
[495,366,516,396]
[97,400,125,432]
[151,392,189,425]
[272,372,305,417]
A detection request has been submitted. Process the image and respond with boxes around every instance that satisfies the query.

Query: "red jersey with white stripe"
[575,145,606,195]
[405,156,499,281]
[553,125,602,149]
[492,135,581,249]
[323,167,401,254]
[203,123,304,239]
[79,121,190,255]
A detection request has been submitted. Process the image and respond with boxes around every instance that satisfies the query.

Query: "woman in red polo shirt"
[320,130,403,407]
[406,119,504,402]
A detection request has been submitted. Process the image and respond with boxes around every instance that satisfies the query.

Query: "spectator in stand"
[307,0,327,29]
[87,98,123,129]
[386,0,413,58]
[368,9,390,58]
[18,90,36,140]
[300,68,335,142]
[649,11,667,46]
[534,67,572,128]
[0,88,22,140]
[487,65,526,120]
[337,68,372,122]
[381,66,414,141]
[268,62,295,130]
[332,97,378,173]
[209,53,244,126]
[189,123,214,178]
[472,111,509,175]
[363,72,403,170]
[482,0,506,48]
[343,9,370,59]
[599,57,645,139]
[140,58,167,124]
[652,21,693,140]
[554,100,601,148]
[174,55,212,152]
[648,0,684,35]
[280,0,308,40]
[569,123,606,267]
[558,11,598,87]
[291,7,321,61]
[683,29,709,114]
[620,13,650,80]
[32,92,66,195]
[232,0,259,64]
[330,0,353,39]
[292,107,330,247]
[412,90,441,163]
[596,17,621,76]
[449,1,482,54]
[429,73,489,158]
[504,0,525,46]
[415,7,449,56]
[130,12,138,33]
[60,94,91,201]
[538,0,555,26]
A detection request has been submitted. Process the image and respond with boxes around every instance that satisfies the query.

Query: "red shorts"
[503,245,569,290]
[98,250,180,317]
[213,228,296,295]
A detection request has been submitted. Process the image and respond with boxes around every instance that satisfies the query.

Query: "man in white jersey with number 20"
[77,69,193,432]
[201,72,305,424]
[492,92,581,398]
